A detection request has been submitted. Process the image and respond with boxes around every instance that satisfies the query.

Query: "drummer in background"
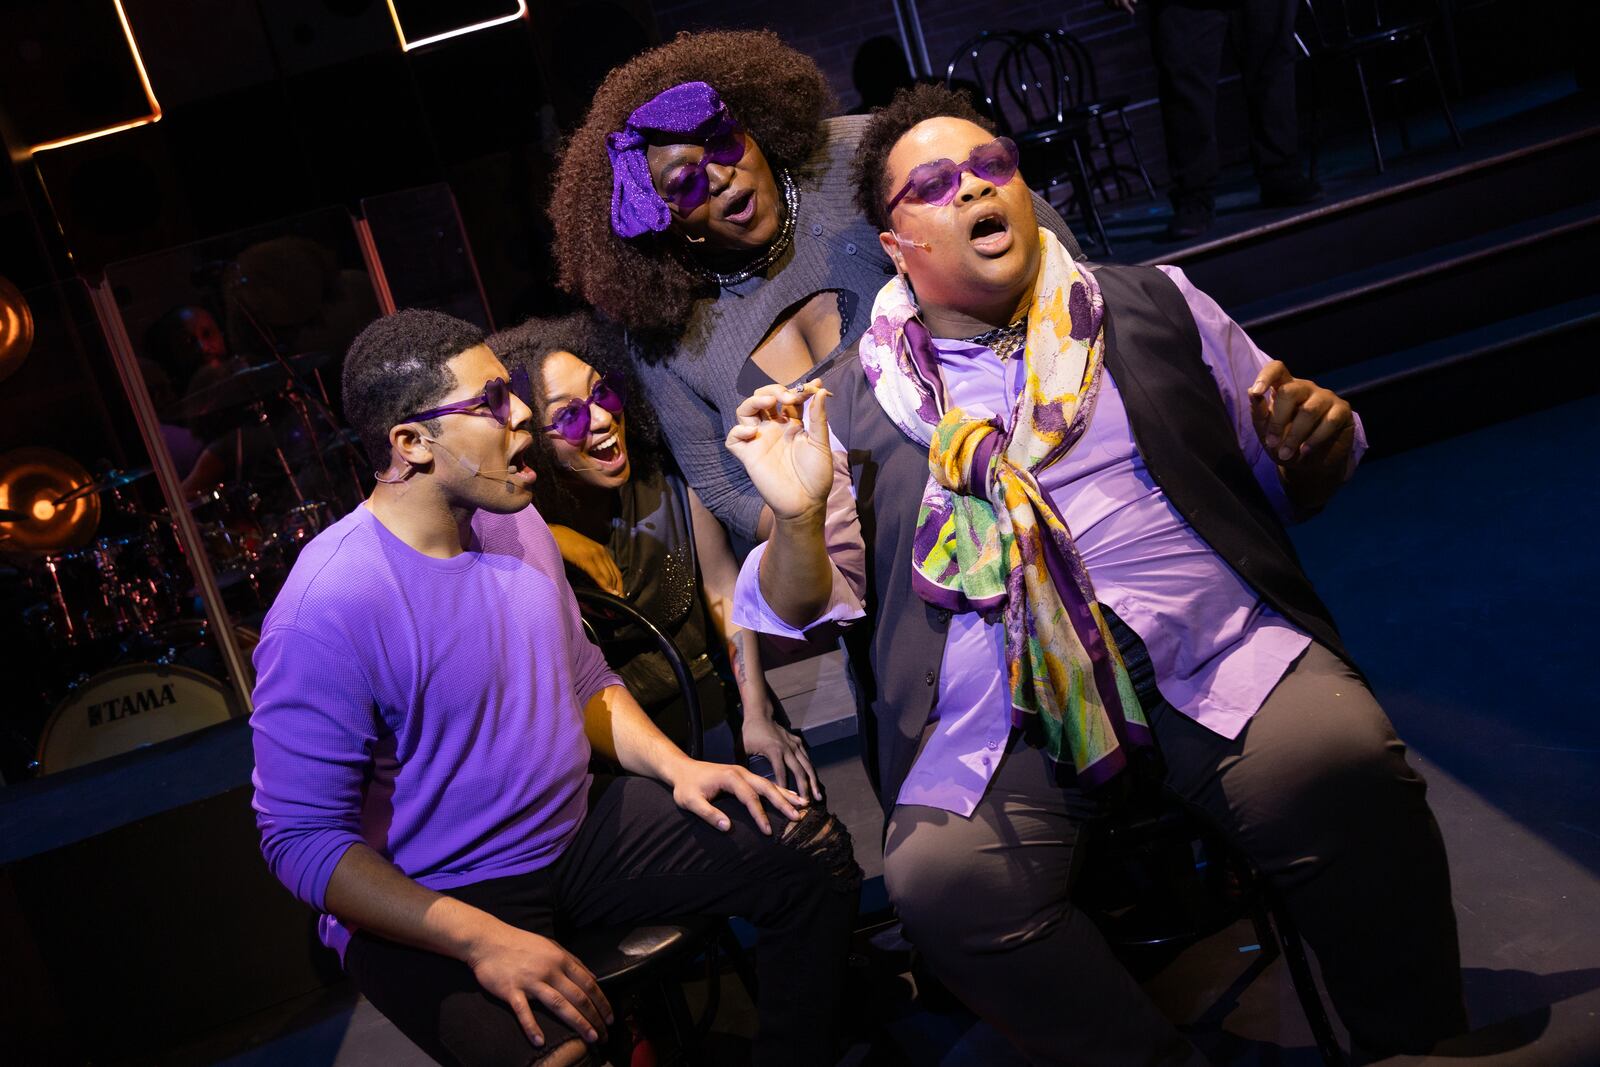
[143,302,337,506]
[137,359,206,480]
[141,304,251,495]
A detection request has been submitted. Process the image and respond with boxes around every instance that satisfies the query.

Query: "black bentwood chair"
[945,30,1113,253]
[1034,28,1158,203]
[1298,0,1463,175]
[1076,789,1346,1065]
[567,587,758,1065]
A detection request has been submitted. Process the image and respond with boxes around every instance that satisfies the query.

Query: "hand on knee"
[533,1036,593,1067]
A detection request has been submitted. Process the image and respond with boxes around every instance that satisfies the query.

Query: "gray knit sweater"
[634,114,1084,543]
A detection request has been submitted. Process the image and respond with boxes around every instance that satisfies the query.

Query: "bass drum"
[35,622,259,774]
[37,664,236,774]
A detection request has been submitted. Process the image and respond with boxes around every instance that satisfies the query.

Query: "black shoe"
[1260,174,1323,207]
[1164,198,1214,241]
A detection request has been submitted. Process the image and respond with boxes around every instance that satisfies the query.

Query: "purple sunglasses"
[886,136,1020,213]
[659,119,746,214]
[542,371,628,443]
[403,365,533,426]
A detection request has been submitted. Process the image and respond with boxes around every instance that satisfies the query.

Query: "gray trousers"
[883,633,1466,1066]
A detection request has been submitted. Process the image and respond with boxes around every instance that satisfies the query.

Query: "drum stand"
[248,399,307,505]
[263,351,365,512]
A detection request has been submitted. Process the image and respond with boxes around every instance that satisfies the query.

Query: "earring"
[683,234,707,245]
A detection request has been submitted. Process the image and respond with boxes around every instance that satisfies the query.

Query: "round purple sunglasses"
[886,136,1020,213]
[659,119,746,213]
[542,372,628,443]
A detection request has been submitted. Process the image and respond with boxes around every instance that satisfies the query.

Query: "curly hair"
[342,309,483,468]
[486,311,663,513]
[851,83,996,234]
[550,30,835,337]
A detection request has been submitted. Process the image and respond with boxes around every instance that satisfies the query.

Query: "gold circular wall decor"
[0,276,35,384]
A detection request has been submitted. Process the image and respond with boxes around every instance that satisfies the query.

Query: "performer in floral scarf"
[726,84,1467,1066]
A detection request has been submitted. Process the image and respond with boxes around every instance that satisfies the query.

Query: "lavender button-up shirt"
[733,265,1366,816]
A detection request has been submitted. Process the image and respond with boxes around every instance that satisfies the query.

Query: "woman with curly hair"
[488,313,821,798]
[550,30,1083,548]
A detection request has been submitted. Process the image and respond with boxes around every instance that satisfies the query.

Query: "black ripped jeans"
[346,775,861,1067]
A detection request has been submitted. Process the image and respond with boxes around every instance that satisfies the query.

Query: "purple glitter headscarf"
[606,81,732,239]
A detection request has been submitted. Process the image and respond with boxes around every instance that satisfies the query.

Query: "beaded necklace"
[685,170,800,288]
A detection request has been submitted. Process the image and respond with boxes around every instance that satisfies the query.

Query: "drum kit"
[0,351,365,777]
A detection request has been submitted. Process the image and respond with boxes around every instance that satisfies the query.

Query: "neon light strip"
[385,1,528,52]
[28,0,162,154]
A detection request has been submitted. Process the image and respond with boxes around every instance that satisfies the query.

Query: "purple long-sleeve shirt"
[250,502,620,956]
[734,265,1365,816]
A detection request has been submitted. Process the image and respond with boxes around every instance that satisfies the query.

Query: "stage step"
[1152,125,1600,310]
[1235,200,1600,378]
[1135,120,1600,453]
[1322,294,1600,395]
[1323,294,1600,456]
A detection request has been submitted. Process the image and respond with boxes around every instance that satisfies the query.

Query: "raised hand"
[724,383,835,525]
[1248,360,1355,472]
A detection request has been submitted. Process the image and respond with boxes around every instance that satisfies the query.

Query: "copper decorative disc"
[0,448,100,553]
[0,276,34,385]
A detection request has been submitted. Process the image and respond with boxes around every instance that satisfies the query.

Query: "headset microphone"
[422,438,527,487]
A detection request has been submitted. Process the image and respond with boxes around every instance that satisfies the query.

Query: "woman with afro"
[550,30,1083,550]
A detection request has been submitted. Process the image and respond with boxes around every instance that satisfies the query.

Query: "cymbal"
[0,275,34,385]
[178,353,331,418]
[53,467,152,506]
[0,448,99,552]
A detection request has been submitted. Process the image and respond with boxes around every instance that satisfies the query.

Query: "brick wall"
[651,0,1262,199]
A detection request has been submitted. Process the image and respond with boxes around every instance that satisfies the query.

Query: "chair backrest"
[1300,0,1415,47]
[1035,28,1095,108]
[943,30,1021,128]
[574,587,705,759]
[993,32,1072,131]
[945,30,1096,136]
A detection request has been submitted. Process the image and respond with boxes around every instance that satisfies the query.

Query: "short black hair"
[851,83,997,233]
[342,309,484,468]
[487,311,663,508]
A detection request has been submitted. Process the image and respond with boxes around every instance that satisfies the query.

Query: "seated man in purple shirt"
[724,85,1466,1065]
[250,310,860,1067]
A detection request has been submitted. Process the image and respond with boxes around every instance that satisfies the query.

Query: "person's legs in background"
[1238,0,1322,204]
[1151,0,1232,238]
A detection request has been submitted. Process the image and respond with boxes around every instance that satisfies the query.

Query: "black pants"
[346,775,861,1066]
[1151,0,1303,201]
[883,613,1466,1065]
